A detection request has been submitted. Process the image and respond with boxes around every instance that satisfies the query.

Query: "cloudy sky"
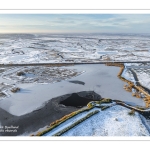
[0,14,150,33]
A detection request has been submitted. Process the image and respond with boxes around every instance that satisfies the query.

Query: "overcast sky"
[0,14,150,33]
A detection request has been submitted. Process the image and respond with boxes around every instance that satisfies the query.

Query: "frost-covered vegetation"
[3,66,83,84]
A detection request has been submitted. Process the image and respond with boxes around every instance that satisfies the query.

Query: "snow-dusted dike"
[62,105,150,136]
[32,99,150,136]
[114,100,150,112]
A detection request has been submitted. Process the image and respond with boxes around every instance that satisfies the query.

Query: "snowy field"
[132,68,150,89]
[0,34,150,63]
[62,105,150,136]
[123,63,150,90]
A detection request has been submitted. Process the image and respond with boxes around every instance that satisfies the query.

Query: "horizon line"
[0,32,150,34]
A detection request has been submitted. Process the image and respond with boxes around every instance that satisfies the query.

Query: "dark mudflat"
[60,92,101,107]
[0,91,101,136]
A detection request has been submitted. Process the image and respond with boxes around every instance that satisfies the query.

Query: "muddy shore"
[0,91,100,136]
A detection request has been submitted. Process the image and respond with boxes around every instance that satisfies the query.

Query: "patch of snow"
[133,68,150,89]
[121,68,135,83]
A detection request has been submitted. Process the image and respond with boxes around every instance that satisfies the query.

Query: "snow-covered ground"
[1,34,150,63]
[0,64,145,116]
[121,68,135,83]
[132,68,150,89]
[3,66,83,84]
[62,105,150,136]
[0,82,16,98]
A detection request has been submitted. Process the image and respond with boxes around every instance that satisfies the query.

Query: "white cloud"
[1,14,150,33]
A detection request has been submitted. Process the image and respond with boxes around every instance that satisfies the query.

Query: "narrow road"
[128,68,140,86]
[0,61,150,67]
